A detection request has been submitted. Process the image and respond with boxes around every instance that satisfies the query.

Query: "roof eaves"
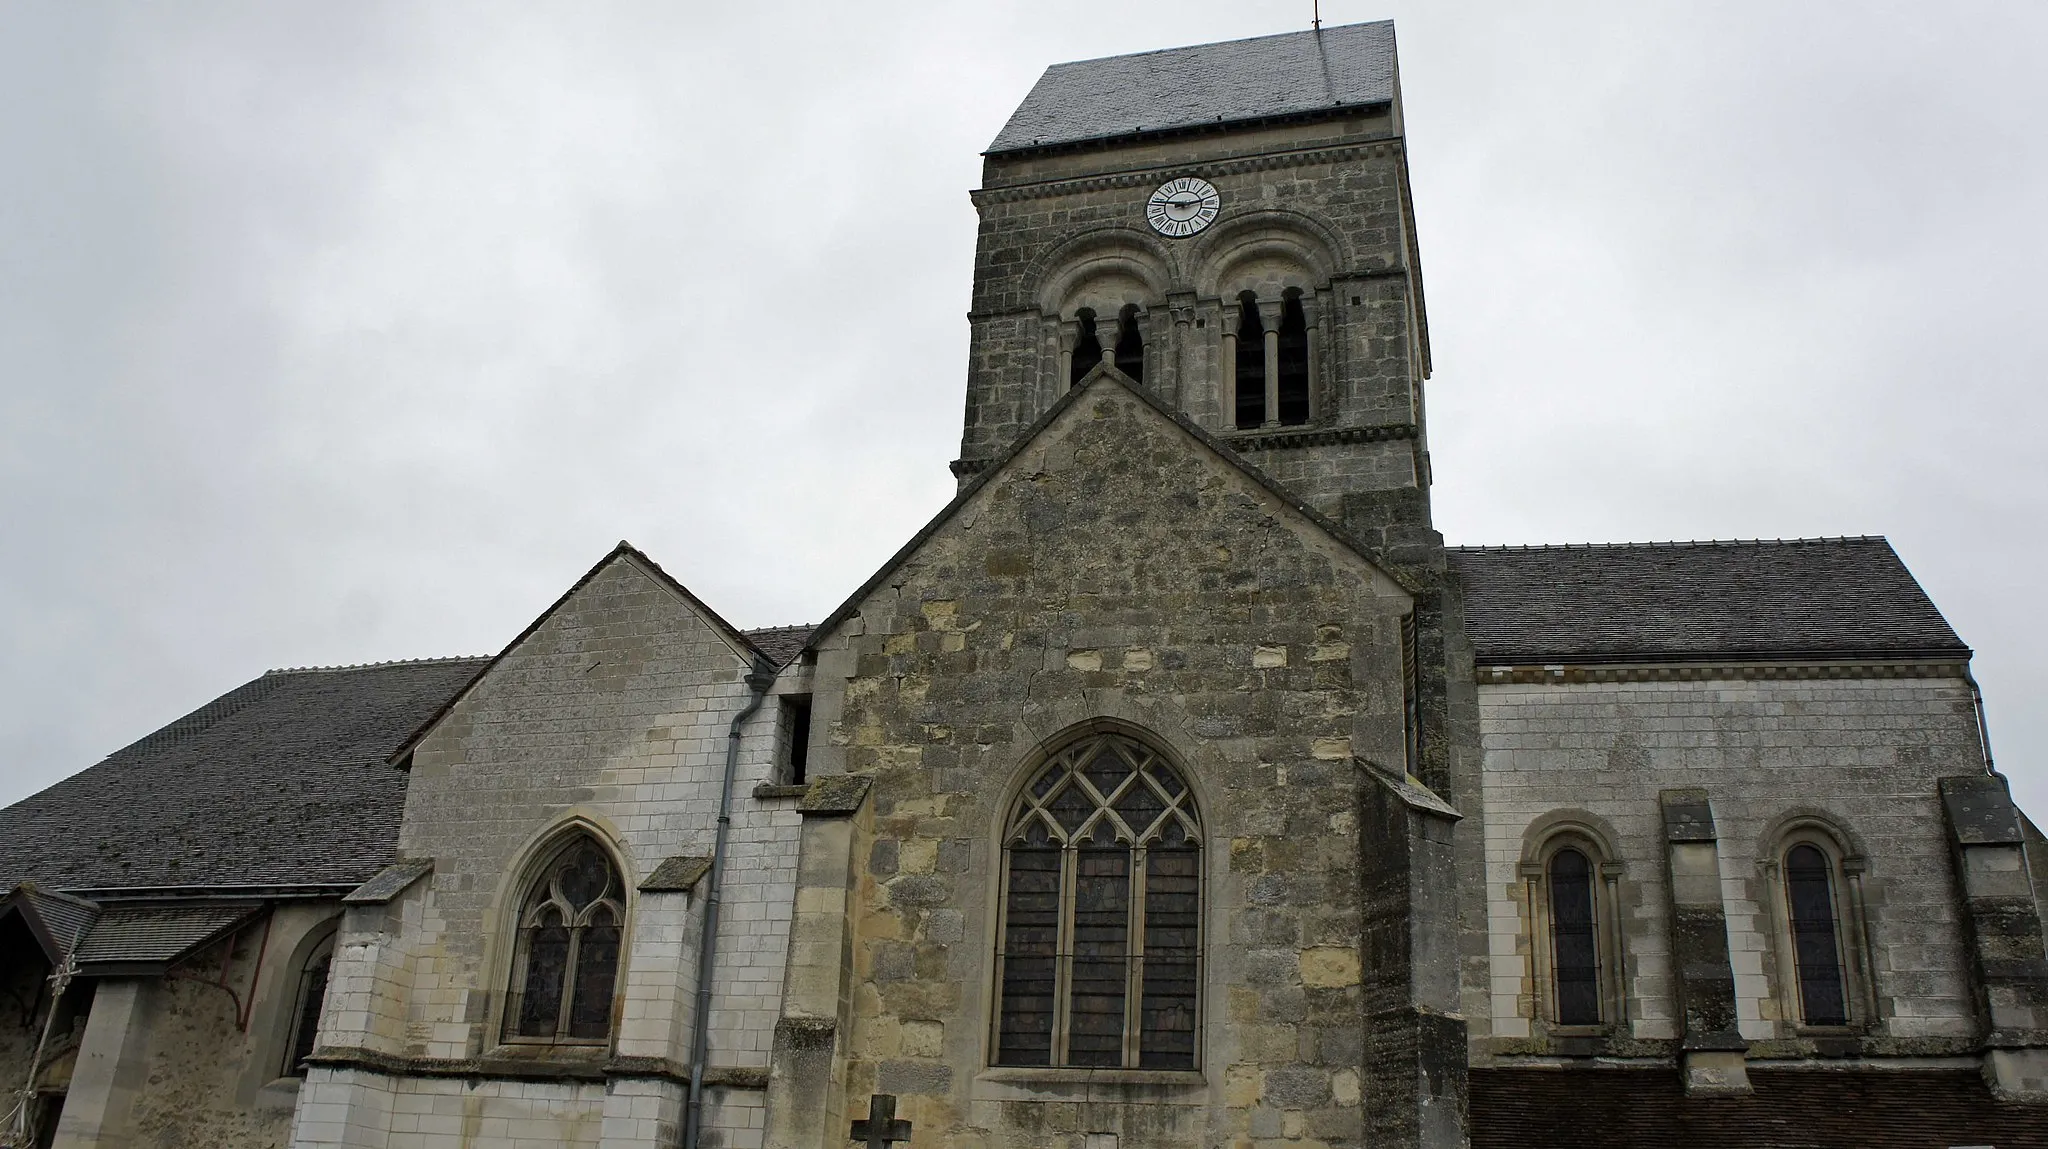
[802,363,1423,654]
[1470,646,1974,667]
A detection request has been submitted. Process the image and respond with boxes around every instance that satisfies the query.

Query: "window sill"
[752,783,809,801]
[977,1066,1205,1087]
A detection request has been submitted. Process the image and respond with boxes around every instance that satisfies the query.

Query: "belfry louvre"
[3,19,2045,1149]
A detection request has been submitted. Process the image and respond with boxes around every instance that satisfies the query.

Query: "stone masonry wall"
[802,378,1419,1149]
[960,114,1428,523]
[1476,673,1988,1061]
[301,553,800,1149]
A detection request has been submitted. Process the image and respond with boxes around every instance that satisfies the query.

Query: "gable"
[812,366,1413,653]
[393,542,769,762]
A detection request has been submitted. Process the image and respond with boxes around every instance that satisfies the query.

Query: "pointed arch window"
[994,732,1201,1070]
[505,836,625,1044]
[281,931,335,1076]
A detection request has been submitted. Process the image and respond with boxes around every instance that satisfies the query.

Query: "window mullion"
[558,923,583,1041]
[1052,844,1078,1066]
[1126,845,1148,1069]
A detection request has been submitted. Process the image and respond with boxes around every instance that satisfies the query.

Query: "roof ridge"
[1042,19,1390,71]
[261,655,493,676]
[1448,536,1886,553]
[743,623,817,634]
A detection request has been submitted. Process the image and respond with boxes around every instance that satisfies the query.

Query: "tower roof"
[987,21,1397,155]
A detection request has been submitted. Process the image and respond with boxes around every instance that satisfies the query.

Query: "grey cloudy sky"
[3,1,2043,818]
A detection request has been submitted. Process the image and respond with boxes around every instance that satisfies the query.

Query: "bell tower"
[955,20,1435,558]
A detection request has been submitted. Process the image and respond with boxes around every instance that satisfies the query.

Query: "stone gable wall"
[803,383,1417,1149]
[1476,674,1987,1060]
[298,556,800,1149]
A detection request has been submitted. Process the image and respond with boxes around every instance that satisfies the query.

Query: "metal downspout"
[1962,662,1996,774]
[683,657,775,1149]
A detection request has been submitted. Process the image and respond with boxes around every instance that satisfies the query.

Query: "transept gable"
[807,360,1417,658]
[390,541,771,765]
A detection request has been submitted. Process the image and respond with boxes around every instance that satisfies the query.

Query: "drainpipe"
[683,657,775,1149]
[1961,662,1996,774]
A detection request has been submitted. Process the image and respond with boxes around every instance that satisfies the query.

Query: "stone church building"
[4,20,2046,1149]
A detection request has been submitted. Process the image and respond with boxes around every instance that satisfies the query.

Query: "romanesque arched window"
[1546,848,1601,1025]
[1783,842,1849,1026]
[995,732,1201,1070]
[1232,294,1265,428]
[505,835,625,1044]
[1114,304,1145,384]
[1276,289,1310,425]
[1523,825,1622,1030]
[1070,309,1102,388]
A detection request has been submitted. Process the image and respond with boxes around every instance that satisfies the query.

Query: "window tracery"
[994,732,1201,1070]
[505,836,625,1044]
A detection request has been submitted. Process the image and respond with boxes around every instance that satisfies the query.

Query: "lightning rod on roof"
[1312,1,1322,30]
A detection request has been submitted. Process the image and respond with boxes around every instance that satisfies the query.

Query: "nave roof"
[1451,537,1968,665]
[0,533,1967,896]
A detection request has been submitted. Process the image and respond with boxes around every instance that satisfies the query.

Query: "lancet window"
[994,732,1201,1070]
[505,835,625,1044]
[281,932,334,1075]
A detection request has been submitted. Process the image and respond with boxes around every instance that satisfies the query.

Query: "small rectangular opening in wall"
[781,695,813,785]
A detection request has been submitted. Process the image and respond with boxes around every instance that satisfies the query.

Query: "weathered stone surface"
[809,371,1424,1147]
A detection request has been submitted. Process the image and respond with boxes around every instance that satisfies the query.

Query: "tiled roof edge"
[261,655,493,676]
[1450,536,1888,553]
[1027,19,1392,73]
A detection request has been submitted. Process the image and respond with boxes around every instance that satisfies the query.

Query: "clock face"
[1146,176,1221,237]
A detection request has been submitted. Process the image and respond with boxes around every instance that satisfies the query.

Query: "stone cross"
[850,1093,913,1148]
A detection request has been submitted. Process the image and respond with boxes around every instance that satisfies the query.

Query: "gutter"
[682,658,776,1149]
[1961,662,1996,774]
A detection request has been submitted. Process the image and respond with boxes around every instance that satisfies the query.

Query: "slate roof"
[0,658,489,894]
[988,21,1397,154]
[1470,1067,2044,1149]
[70,904,262,973]
[743,626,814,667]
[1450,537,1968,664]
[0,886,101,962]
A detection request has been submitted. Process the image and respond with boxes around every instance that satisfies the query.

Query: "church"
[3,20,2045,1149]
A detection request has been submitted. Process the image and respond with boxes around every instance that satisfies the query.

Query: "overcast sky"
[3,1,2043,819]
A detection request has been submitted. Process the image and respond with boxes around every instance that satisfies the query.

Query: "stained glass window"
[1785,843,1848,1026]
[1548,848,1601,1025]
[994,732,1202,1069]
[507,836,626,1043]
